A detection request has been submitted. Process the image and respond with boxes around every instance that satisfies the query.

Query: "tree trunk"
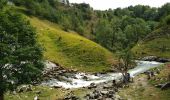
[0,89,4,100]
[0,69,4,100]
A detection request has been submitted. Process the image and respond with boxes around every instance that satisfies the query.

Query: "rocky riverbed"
[37,60,163,100]
[9,60,165,100]
[42,60,163,89]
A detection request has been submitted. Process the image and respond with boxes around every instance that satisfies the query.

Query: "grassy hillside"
[27,16,116,72]
[132,26,170,58]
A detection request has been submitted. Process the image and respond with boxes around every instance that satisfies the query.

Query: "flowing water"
[42,61,163,88]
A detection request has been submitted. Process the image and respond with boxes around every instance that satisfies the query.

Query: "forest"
[9,0,170,51]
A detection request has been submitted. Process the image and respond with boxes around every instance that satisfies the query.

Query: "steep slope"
[27,16,116,72]
[132,26,170,58]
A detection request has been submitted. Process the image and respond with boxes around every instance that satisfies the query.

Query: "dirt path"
[118,74,170,100]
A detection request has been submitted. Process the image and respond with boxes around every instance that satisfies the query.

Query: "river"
[42,61,163,88]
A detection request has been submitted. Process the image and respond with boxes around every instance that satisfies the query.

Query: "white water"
[42,61,163,89]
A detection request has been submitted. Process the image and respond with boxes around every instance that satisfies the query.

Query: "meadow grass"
[132,26,170,58]
[28,16,116,73]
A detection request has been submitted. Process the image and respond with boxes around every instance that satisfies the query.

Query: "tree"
[117,49,135,83]
[0,9,44,100]
[118,49,134,71]
[161,15,170,25]
[143,8,158,20]
[0,0,7,9]
[158,3,170,20]
[123,17,151,47]
[114,8,132,17]
[95,19,113,50]
[128,5,150,18]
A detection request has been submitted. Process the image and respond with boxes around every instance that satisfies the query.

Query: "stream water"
[41,61,163,89]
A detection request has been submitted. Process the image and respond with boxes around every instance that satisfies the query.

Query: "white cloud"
[69,0,170,10]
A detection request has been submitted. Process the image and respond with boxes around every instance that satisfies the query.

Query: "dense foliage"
[9,0,170,51]
[0,1,44,99]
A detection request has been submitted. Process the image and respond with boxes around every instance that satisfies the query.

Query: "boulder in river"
[82,75,88,80]
[88,83,97,89]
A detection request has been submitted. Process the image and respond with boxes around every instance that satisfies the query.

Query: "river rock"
[156,58,170,63]
[105,98,113,100]
[17,85,32,93]
[34,96,39,100]
[12,91,17,95]
[107,92,114,98]
[64,93,79,100]
[93,90,102,98]
[35,91,41,94]
[89,93,95,99]
[161,82,170,90]
[82,76,88,80]
[101,91,108,95]
[53,85,62,88]
[108,90,115,95]
[85,94,90,99]
[114,94,121,100]
[155,83,164,88]
[58,70,67,75]
[94,73,100,76]
[88,83,97,89]
[141,56,170,63]
[103,84,112,89]
[142,56,158,61]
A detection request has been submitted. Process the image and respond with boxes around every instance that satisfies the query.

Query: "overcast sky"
[69,0,170,10]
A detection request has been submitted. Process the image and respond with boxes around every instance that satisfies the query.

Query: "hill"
[27,16,116,73]
[132,25,170,58]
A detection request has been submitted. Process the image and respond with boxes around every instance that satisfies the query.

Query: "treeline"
[9,0,94,36]
[9,0,170,51]
[94,3,170,51]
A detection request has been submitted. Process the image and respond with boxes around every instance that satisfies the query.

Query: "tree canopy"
[9,0,170,51]
[0,3,44,100]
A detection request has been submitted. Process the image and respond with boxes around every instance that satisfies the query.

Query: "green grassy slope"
[5,86,68,100]
[27,16,116,72]
[132,26,170,58]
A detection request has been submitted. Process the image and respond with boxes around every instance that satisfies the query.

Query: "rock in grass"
[34,96,39,100]
[155,82,170,90]
[161,82,170,90]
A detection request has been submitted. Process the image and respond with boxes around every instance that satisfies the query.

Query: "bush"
[165,15,170,25]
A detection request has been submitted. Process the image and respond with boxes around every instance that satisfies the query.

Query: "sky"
[69,0,170,10]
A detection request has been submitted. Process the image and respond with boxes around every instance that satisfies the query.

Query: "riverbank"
[118,63,170,100]
[5,61,165,100]
[41,61,162,89]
